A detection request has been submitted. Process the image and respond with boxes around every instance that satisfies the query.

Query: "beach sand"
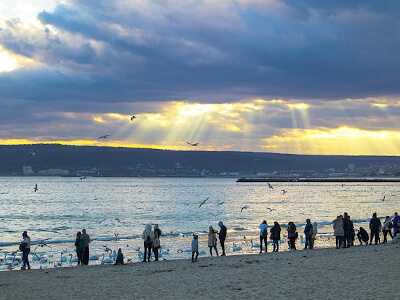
[1,243,399,300]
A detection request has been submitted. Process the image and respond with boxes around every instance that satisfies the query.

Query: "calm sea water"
[0,177,398,270]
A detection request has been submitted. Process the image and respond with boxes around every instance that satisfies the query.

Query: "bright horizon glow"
[0,47,16,72]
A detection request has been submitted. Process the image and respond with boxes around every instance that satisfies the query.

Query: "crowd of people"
[18,212,400,269]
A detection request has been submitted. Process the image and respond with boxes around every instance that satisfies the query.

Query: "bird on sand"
[187,142,199,146]
[98,135,110,139]
[241,206,248,213]
[198,197,210,208]
[130,116,136,121]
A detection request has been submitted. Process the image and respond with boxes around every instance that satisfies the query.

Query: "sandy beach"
[0,243,398,300]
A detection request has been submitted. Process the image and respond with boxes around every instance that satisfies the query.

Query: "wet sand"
[0,243,399,300]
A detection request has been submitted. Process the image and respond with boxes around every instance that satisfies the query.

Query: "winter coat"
[312,222,318,239]
[370,216,381,231]
[191,238,199,252]
[142,224,155,242]
[218,222,227,240]
[304,220,313,237]
[333,218,344,236]
[383,219,392,231]
[270,225,281,240]
[208,230,217,247]
[75,238,85,253]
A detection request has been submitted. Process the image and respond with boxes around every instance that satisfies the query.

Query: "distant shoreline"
[237,177,400,182]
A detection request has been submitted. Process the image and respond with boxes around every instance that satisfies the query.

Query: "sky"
[1,0,400,155]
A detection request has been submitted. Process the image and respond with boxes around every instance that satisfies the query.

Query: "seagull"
[198,197,210,208]
[98,135,110,139]
[27,149,36,156]
[266,207,276,212]
[381,196,385,201]
[130,116,136,121]
[281,189,287,195]
[99,218,107,223]
[187,142,199,146]
[241,206,248,213]
[267,182,274,190]
[34,184,38,192]
[216,201,225,206]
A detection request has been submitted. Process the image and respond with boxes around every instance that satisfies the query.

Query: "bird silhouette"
[130,116,136,121]
[187,142,199,146]
[98,135,110,139]
[266,207,275,212]
[241,206,248,213]
[381,196,385,201]
[27,149,36,156]
[281,189,287,195]
[34,184,38,192]
[267,183,274,190]
[198,197,210,208]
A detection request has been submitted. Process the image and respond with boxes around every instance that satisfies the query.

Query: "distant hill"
[0,144,399,177]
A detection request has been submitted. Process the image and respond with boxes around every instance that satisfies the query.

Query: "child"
[115,248,124,265]
[191,235,199,263]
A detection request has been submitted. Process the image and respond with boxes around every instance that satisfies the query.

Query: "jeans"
[209,246,218,256]
[273,240,279,252]
[191,251,199,261]
[143,242,152,261]
[220,237,226,255]
[153,247,159,261]
[83,247,89,265]
[77,252,83,265]
[335,236,343,248]
[383,230,393,243]
[22,248,30,267]
[304,234,313,249]
[289,237,296,249]
[259,236,267,253]
[343,232,350,248]
[370,229,380,245]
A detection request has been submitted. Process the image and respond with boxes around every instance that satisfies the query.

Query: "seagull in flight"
[267,182,274,190]
[99,218,107,223]
[187,142,199,146]
[130,116,136,121]
[241,206,248,213]
[381,196,385,201]
[98,135,110,139]
[27,149,36,156]
[281,189,287,195]
[198,197,210,208]
[217,201,225,206]
[34,184,38,192]
[266,207,275,212]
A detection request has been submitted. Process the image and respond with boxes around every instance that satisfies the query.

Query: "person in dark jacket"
[153,224,162,261]
[357,227,369,245]
[218,221,227,256]
[115,248,124,265]
[342,212,351,248]
[304,219,313,249]
[270,222,281,252]
[287,222,297,250]
[75,231,86,265]
[369,212,381,245]
[82,229,90,265]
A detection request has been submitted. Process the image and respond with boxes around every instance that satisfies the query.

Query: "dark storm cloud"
[1,0,400,106]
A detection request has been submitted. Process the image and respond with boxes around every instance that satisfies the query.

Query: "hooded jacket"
[218,221,227,240]
[142,224,155,242]
[333,217,344,236]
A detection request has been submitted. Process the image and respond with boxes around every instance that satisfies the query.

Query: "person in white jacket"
[311,222,318,247]
[142,224,155,262]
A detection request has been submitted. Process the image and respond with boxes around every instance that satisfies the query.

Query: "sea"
[0,176,398,271]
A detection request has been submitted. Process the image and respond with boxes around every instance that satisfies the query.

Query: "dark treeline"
[0,144,399,176]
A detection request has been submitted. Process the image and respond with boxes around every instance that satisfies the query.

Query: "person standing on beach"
[342,212,351,248]
[75,231,85,265]
[82,229,90,265]
[153,224,162,261]
[304,219,313,249]
[21,231,31,270]
[287,222,297,250]
[333,216,344,249]
[191,234,199,263]
[369,212,381,245]
[392,212,400,236]
[382,216,394,243]
[270,221,281,252]
[259,220,268,253]
[311,222,318,247]
[208,226,218,256]
[218,221,227,256]
[142,224,155,262]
